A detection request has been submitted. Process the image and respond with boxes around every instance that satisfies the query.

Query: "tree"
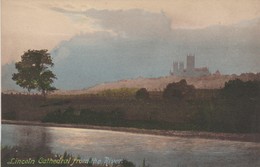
[135,88,150,100]
[163,79,195,99]
[223,79,259,97]
[12,49,57,96]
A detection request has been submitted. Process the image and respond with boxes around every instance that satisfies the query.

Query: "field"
[2,83,260,133]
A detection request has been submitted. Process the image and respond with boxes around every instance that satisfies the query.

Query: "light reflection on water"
[2,124,260,167]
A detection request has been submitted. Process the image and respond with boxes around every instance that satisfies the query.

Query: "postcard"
[2,0,260,166]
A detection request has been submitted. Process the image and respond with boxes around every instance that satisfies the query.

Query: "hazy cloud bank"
[2,8,260,90]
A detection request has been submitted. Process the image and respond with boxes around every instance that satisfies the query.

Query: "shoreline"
[2,119,260,143]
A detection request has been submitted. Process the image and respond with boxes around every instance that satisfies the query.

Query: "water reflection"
[17,125,52,153]
[2,124,260,167]
[2,125,53,159]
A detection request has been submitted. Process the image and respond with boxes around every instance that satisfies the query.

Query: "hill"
[53,73,260,95]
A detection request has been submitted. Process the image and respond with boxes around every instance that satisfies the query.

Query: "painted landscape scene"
[1,0,260,166]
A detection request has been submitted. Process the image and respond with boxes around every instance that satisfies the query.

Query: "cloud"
[2,5,260,91]
[52,8,173,38]
[50,31,171,89]
[44,17,260,90]
[85,9,172,38]
[49,0,260,29]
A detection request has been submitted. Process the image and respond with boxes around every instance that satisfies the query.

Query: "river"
[2,124,260,167]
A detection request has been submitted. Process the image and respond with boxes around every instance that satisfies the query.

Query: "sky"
[2,0,260,64]
[2,0,260,90]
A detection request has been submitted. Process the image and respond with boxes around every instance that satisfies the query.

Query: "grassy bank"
[2,84,259,134]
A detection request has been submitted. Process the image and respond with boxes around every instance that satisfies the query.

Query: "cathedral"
[170,54,210,77]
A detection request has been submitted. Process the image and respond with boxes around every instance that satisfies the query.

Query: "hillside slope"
[53,73,260,95]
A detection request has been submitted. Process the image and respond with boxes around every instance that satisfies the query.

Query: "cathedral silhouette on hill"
[170,54,210,77]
